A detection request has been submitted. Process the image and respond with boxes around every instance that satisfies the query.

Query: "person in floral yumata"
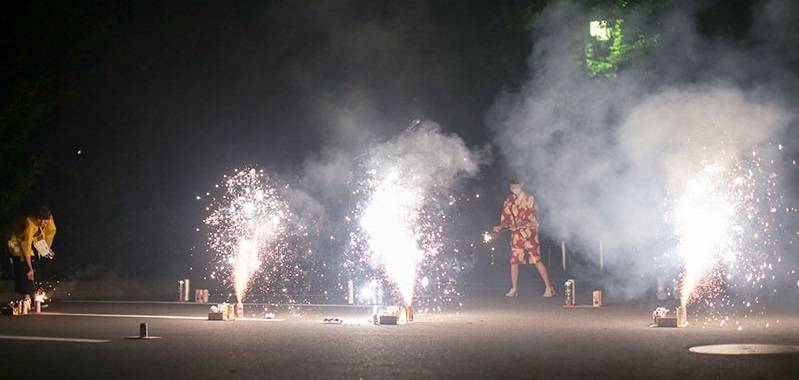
[493,179,554,298]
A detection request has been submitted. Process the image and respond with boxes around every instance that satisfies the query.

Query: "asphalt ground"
[1,289,798,380]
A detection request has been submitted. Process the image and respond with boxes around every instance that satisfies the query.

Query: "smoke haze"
[488,0,798,299]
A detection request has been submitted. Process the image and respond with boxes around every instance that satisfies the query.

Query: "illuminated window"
[589,20,611,41]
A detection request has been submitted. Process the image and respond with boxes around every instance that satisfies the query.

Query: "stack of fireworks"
[373,305,414,325]
[4,292,46,316]
[652,306,688,327]
[208,303,237,321]
[2,298,42,315]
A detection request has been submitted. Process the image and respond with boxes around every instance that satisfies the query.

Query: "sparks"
[352,122,481,306]
[667,142,796,324]
[202,167,294,304]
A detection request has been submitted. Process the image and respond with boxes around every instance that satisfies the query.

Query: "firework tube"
[347,279,354,305]
[592,290,602,307]
[599,240,604,275]
[677,306,688,327]
[564,279,575,308]
[177,280,185,302]
[183,279,191,301]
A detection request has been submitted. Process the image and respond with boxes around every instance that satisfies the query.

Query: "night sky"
[4,0,536,278]
[4,0,799,306]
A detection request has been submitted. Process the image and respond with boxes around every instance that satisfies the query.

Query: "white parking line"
[0,335,110,343]
[39,312,284,321]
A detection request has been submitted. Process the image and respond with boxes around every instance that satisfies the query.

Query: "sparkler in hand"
[484,221,538,243]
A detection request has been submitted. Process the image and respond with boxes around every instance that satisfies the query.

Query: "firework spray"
[203,167,294,306]
[357,122,482,306]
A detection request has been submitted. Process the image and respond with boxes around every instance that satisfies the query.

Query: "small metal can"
[592,290,602,307]
[677,306,688,327]
[563,279,575,308]
[236,303,244,318]
[226,304,236,320]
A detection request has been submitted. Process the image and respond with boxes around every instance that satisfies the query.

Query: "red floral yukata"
[500,191,540,265]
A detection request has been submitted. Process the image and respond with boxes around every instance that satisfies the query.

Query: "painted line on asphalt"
[39,312,284,321]
[58,300,372,308]
[0,335,111,343]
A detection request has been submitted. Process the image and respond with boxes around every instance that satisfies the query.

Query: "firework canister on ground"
[592,290,602,307]
[194,289,209,303]
[563,279,575,308]
[677,306,688,327]
[399,305,414,324]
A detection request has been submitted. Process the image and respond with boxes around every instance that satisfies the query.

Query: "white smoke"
[359,121,484,304]
[488,0,797,299]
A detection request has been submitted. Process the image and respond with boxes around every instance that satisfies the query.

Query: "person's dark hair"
[508,178,521,185]
[33,206,52,220]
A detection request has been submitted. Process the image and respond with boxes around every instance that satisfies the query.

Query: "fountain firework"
[351,122,482,306]
[669,143,795,319]
[201,167,295,304]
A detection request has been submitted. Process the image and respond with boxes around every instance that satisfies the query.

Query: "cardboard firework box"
[208,304,236,321]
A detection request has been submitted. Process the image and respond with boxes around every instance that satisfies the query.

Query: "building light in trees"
[589,20,611,41]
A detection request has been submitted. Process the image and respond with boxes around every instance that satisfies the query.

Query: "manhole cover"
[689,344,799,355]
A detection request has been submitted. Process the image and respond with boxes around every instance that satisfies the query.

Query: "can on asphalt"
[592,290,602,307]
[563,279,575,308]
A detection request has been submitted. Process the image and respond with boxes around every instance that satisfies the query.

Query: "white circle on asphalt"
[689,344,799,355]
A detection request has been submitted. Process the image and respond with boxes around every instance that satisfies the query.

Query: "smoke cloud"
[488,0,798,300]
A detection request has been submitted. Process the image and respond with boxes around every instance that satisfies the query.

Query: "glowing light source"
[354,122,481,306]
[203,167,293,304]
[589,21,611,41]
